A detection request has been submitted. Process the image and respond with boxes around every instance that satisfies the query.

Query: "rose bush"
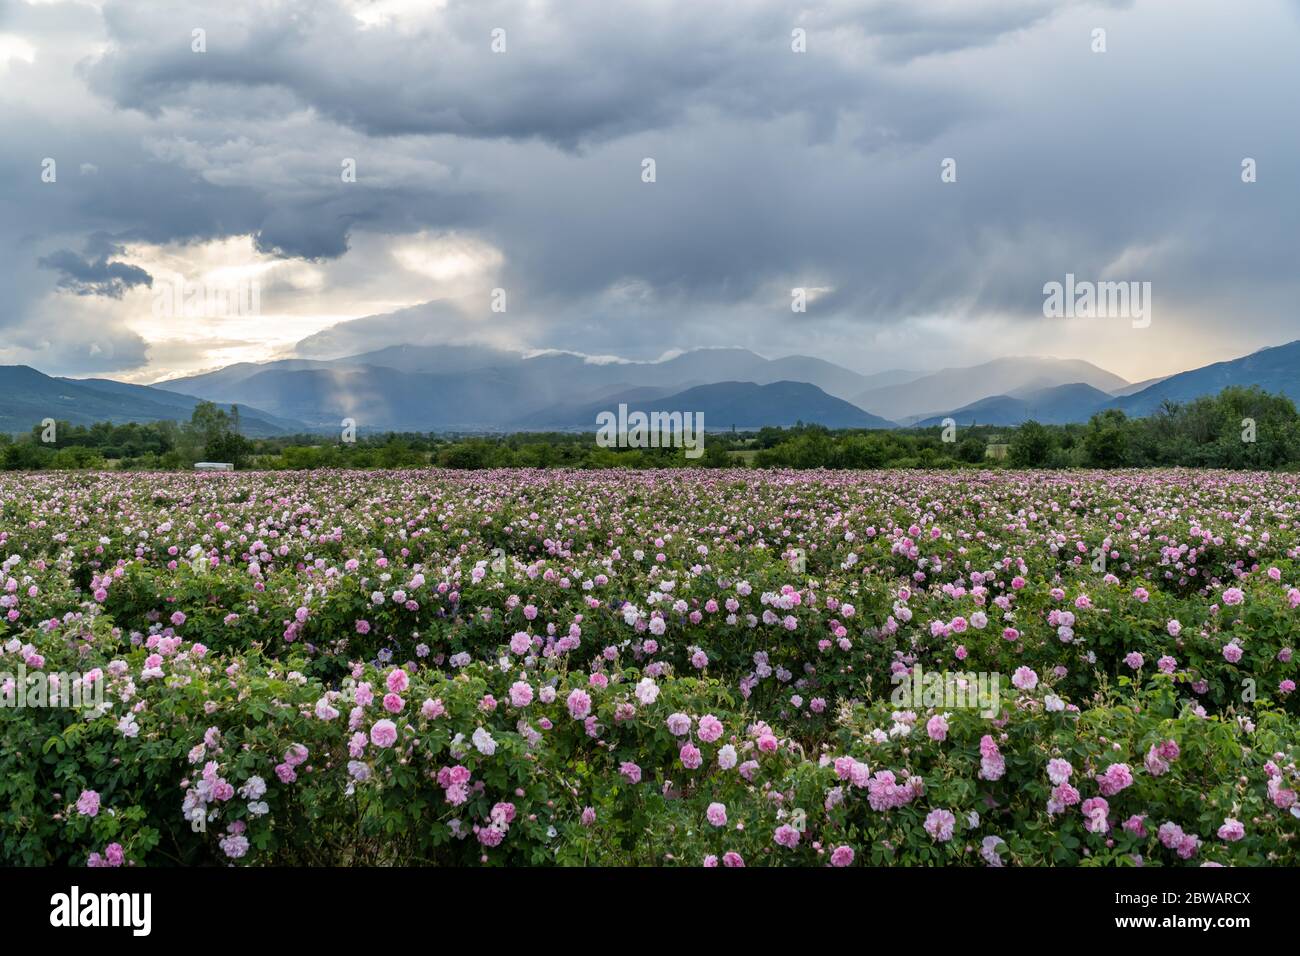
[2,468,1298,865]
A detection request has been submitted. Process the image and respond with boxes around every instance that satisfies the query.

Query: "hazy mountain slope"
[757,355,877,401]
[212,365,573,430]
[152,359,340,399]
[1109,375,1170,397]
[152,345,521,399]
[1109,341,1300,416]
[64,378,302,434]
[0,366,294,435]
[14,338,1300,435]
[334,344,524,375]
[914,382,1113,427]
[522,385,683,426]
[516,348,873,400]
[855,368,925,390]
[151,347,880,426]
[852,357,1128,421]
[526,380,896,431]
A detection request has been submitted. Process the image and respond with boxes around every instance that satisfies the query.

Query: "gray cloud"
[1,0,1298,383]
[39,235,154,298]
[85,0,1008,147]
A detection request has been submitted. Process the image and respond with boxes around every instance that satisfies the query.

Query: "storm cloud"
[39,234,154,297]
[1,0,1298,381]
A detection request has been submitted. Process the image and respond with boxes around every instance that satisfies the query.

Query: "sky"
[2,0,1299,386]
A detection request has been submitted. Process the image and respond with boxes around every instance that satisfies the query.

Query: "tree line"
[4,387,1299,471]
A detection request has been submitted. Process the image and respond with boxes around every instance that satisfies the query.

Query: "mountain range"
[147,345,907,431]
[1109,340,1300,417]
[3,338,1300,435]
[525,381,895,431]
[0,366,294,435]
[913,383,1117,428]
[858,357,1128,425]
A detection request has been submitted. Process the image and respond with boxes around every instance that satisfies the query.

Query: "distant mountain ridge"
[4,338,1299,435]
[155,346,885,407]
[914,383,1114,427]
[907,340,1300,428]
[853,357,1129,423]
[1110,340,1300,416]
[150,347,898,431]
[0,366,296,435]
[148,347,1145,431]
[526,381,896,431]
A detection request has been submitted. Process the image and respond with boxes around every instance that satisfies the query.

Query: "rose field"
[2,468,1298,868]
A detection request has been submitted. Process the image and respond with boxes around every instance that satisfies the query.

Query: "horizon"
[9,336,1291,395]
[99,336,1300,397]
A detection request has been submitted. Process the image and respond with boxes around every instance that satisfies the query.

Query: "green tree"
[1082,409,1129,468]
[185,401,252,466]
[204,430,254,468]
[956,435,986,463]
[1008,420,1054,467]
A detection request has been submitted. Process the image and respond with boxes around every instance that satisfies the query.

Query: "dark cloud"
[1,0,1298,383]
[85,0,1005,149]
[38,242,154,298]
[860,0,1135,61]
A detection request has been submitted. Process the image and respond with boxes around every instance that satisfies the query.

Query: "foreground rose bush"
[786,674,1298,866]
[2,468,1298,865]
[2,617,800,865]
